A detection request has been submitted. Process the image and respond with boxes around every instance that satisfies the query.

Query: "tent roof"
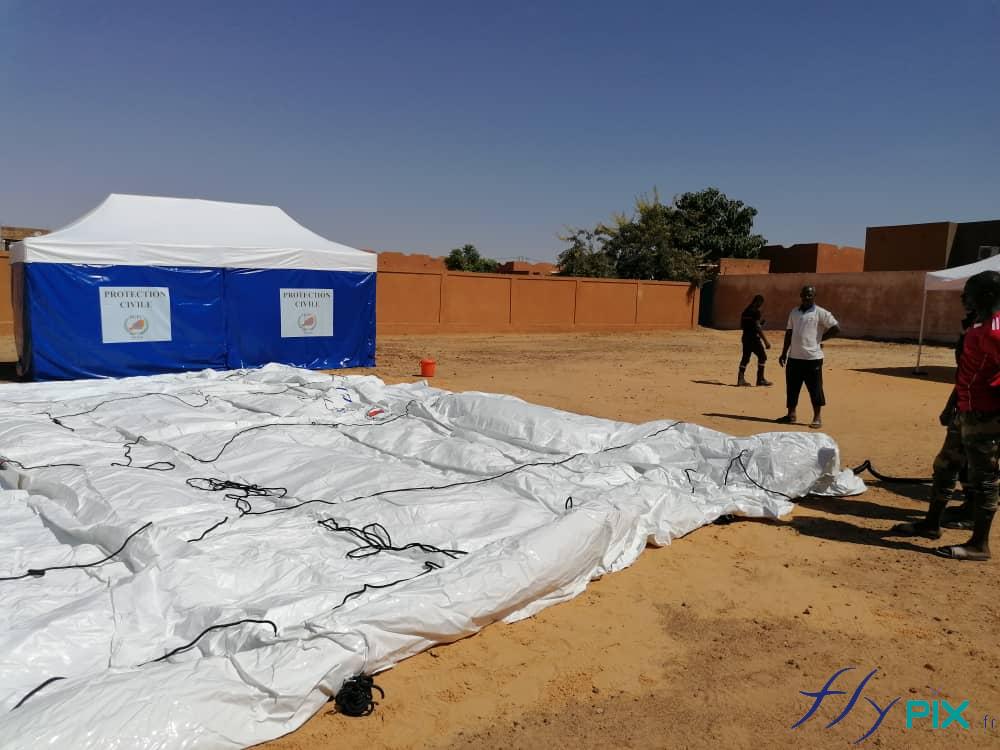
[10,194,376,272]
[925,254,1000,291]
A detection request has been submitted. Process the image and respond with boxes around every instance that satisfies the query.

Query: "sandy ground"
[4,330,999,748]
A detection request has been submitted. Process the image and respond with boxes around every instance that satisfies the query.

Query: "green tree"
[556,187,765,284]
[444,244,500,273]
[672,187,766,262]
[556,228,615,278]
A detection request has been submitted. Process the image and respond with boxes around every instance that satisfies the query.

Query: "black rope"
[565,496,573,510]
[11,676,66,710]
[186,477,287,515]
[723,449,794,501]
[186,517,229,543]
[0,456,82,470]
[330,560,443,612]
[333,674,384,717]
[852,460,931,484]
[0,522,152,582]
[112,437,176,471]
[683,468,697,493]
[243,421,686,518]
[148,618,279,664]
[48,392,211,423]
[317,519,468,560]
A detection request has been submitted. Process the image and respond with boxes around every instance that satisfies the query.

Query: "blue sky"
[2,0,997,261]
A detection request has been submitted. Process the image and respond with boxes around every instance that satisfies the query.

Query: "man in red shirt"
[892,270,1000,560]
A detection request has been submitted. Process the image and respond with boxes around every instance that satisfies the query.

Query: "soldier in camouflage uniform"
[892,271,999,561]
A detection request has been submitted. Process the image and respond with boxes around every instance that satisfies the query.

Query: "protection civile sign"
[280,288,334,337]
[99,287,172,343]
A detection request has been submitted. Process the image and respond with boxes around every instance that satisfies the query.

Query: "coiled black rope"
[186,477,287,515]
[112,437,176,471]
[333,674,384,717]
[0,522,152,582]
[147,618,279,664]
[317,519,468,560]
[852,460,931,484]
[11,676,66,710]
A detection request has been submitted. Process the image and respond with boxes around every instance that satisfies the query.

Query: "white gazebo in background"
[916,254,1000,371]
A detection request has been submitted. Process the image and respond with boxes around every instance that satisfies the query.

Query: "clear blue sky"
[2,1,998,262]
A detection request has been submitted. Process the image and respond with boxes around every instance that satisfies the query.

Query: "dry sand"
[5,330,998,748]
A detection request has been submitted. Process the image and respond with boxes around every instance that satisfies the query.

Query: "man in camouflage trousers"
[892,271,999,561]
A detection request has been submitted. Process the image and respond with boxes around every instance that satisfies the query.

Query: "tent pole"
[914,290,928,374]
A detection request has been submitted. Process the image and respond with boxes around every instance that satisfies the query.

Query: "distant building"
[497,260,557,275]
[1,226,49,253]
[376,251,446,272]
[863,220,1000,271]
[760,243,864,274]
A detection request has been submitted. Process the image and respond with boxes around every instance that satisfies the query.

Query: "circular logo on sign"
[125,316,149,335]
[297,312,317,332]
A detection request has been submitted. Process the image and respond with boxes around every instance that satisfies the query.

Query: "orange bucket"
[420,358,436,377]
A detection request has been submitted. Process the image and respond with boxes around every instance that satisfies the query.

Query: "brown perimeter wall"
[378,270,699,333]
[713,271,965,344]
[0,257,699,355]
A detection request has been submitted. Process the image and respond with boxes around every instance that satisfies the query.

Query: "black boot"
[967,507,995,552]
[891,497,948,538]
[942,500,975,529]
[737,366,751,386]
[939,507,994,560]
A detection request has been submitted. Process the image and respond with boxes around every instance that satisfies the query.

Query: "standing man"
[892,271,1000,561]
[737,294,772,387]
[776,286,840,428]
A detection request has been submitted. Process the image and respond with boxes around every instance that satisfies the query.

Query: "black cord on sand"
[333,674,384,717]
[852,460,931,484]
[147,619,279,664]
[0,522,152,582]
[11,676,66,710]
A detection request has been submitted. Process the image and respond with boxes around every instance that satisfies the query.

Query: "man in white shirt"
[776,286,840,428]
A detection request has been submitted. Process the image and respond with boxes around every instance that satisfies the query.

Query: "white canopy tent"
[916,254,1000,370]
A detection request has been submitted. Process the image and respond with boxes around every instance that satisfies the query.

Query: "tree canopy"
[556,188,766,284]
[444,244,501,273]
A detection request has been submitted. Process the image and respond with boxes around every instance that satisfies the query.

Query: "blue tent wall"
[223,269,376,370]
[21,264,227,380]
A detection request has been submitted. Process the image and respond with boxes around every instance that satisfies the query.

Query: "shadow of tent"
[851,366,954,384]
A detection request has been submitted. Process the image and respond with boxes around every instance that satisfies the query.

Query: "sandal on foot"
[889,521,942,539]
[942,517,975,530]
[935,545,991,561]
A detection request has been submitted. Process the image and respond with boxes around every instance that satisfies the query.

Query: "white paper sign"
[99,287,172,344]
[280,288,334,338]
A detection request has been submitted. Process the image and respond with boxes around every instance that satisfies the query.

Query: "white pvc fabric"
[10,194,377,272]
[0,365,864,749]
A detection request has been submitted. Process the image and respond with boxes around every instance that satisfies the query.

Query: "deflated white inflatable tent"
[0,365,864,749]
[10,194,377,380]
